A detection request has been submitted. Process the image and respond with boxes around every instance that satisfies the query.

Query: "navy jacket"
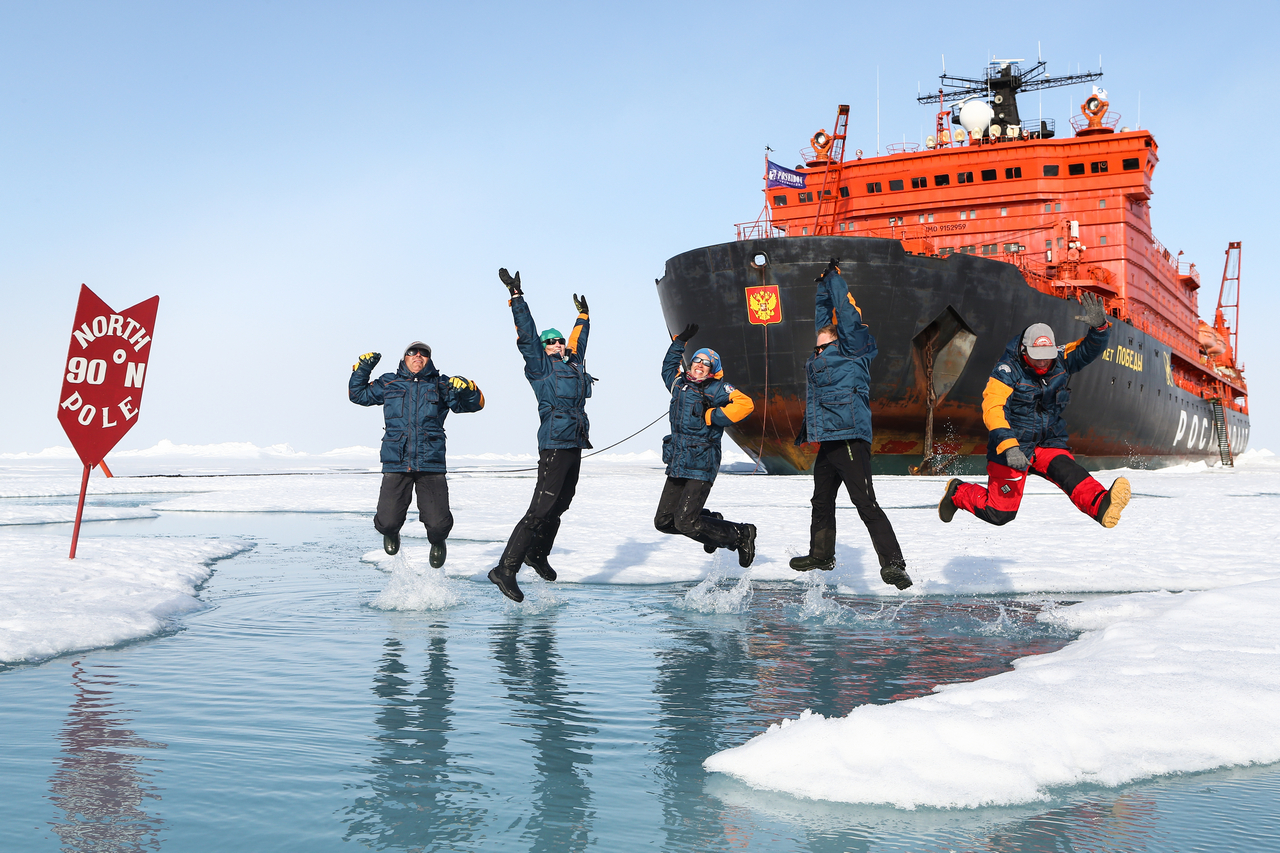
[983,323,1111,463]
[349,358,484,473]
[511,296,593,450]
[661,340,754,482]
[796,270,877,445]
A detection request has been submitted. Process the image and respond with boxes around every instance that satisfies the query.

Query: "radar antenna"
[916,59,1102,137]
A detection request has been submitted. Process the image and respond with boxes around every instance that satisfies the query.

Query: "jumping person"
[937,293,1131,528]
[349,342,484,566]
[654,323,757,565]
[489,268,594,603]
[789,260,912,589]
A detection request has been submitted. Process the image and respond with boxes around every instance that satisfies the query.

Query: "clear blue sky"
[3,1,1276,457]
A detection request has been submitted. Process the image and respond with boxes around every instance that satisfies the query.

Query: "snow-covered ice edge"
[704,579,1280,809]
[0,535,251,665]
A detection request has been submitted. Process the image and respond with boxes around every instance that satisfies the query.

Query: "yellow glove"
[449,375,476,391]
[353,352,381,371]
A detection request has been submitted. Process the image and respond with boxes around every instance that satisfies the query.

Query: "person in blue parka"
[789,259,911,589]
[350,342,484,566]
[489,267,594,603]
[937,292,1131,529]
[654,323,757,566]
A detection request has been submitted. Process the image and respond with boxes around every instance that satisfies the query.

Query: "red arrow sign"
[57,285,160,466]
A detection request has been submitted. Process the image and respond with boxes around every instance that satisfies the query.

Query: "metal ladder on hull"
[1210,398,1234,467]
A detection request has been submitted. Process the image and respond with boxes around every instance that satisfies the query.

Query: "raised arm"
[821,270,876,359]
[568,294,589,360]
[501,267,548,379]
[663,324,699,389]
[349,352,385,406]
[1063,292,1112,373]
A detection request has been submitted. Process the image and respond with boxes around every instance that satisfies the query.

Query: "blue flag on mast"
[765,160,806,190]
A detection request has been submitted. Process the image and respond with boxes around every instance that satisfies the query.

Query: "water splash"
[678,559,753,614]
[797,572,846,624]
[369,552,466,611]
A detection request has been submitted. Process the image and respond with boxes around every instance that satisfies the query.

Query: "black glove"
[1074,292,1108,328]
[353,352,380,371]
[674,323,699,342]
[815,257,841,282]
[1005,447,1030,471]
[498,268,522,297]
[573,293,589,314]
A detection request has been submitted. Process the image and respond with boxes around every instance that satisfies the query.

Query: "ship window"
[1044,203,1051,213]
[1003,243,1023,253]
[959,245,976,254]
[1055,202,1061,211]
[1045,240,1052,249]
[1057,237,1064,248]
[982,244,997,255]
[1091,161,1109,173]
[799,191,814,202]
[822,189,832,197]
[957,171,974,183]
[959,211,966,220]
[865,182,882,193]
[1005,166,1023,179]
[839,222,846,231]
[1000,207,1008,216]
[912,176,928,188]
[918,214,925,223]
[839,186,850,198]
[1043,164,1060,176]
[1068,163,1086,175]
[1099,236,1107,245]
[773,195,788,206]
[1123,157,1140,170]
[940,247,954,256]
[928,213,935,222]
[934,174,950,186]
[889,179,904,191]
[970,209,977,218]
[1099,199,1107,208]
[802,227,809,235]
[981,169,997,181]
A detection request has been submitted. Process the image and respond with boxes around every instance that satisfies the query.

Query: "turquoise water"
[2,510,1279,852]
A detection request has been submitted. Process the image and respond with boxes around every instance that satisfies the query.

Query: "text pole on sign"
[57,284,160,558]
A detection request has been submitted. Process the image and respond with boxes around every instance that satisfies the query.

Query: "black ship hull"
[656,236,1251,474]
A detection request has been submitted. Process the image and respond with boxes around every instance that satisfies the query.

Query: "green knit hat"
[539,328,565,344]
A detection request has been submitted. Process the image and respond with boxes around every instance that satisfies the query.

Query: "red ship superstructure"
[742,59,1247,420]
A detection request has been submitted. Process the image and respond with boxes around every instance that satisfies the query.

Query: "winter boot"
[488,566,524,603]
[383,532,400,556]
[1095,477,1131,529]
[701,510,724,554]
[938,478,963,523]
[523,518,558,581]
[735,523,757,568]
[429,541,447,569]
[879,559,913,590]
[789,528,836,572]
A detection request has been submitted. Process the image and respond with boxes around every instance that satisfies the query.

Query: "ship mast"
[918,59,1102,138]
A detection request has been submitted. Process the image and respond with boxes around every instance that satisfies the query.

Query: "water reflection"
[984,792,1162,852]
[47,661,166,852]
[344,635,487,850]
[491,619,598,853]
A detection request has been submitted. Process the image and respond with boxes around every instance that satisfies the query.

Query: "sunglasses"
[813,342,834,356]
[543,338,566,347]
[405,349,429,358]
[690,356,714,368]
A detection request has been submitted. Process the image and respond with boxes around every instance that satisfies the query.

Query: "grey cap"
[1021,324,1058,359]
[403,341,432,358]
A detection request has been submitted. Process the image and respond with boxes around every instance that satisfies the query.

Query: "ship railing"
[1070,112,1122,133]
[885,142,921,154]
[1152,237,1180,268]
[735,220,786,241]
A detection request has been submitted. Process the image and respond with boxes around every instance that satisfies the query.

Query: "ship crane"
[917,59,1103,139]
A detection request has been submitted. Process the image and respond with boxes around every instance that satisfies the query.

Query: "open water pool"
[2,509,1279,852]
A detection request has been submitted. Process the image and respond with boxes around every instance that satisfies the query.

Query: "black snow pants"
[374,472,453,544]
[809,439,903,568]
[653,476,742,550]
[498,448,581,569]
